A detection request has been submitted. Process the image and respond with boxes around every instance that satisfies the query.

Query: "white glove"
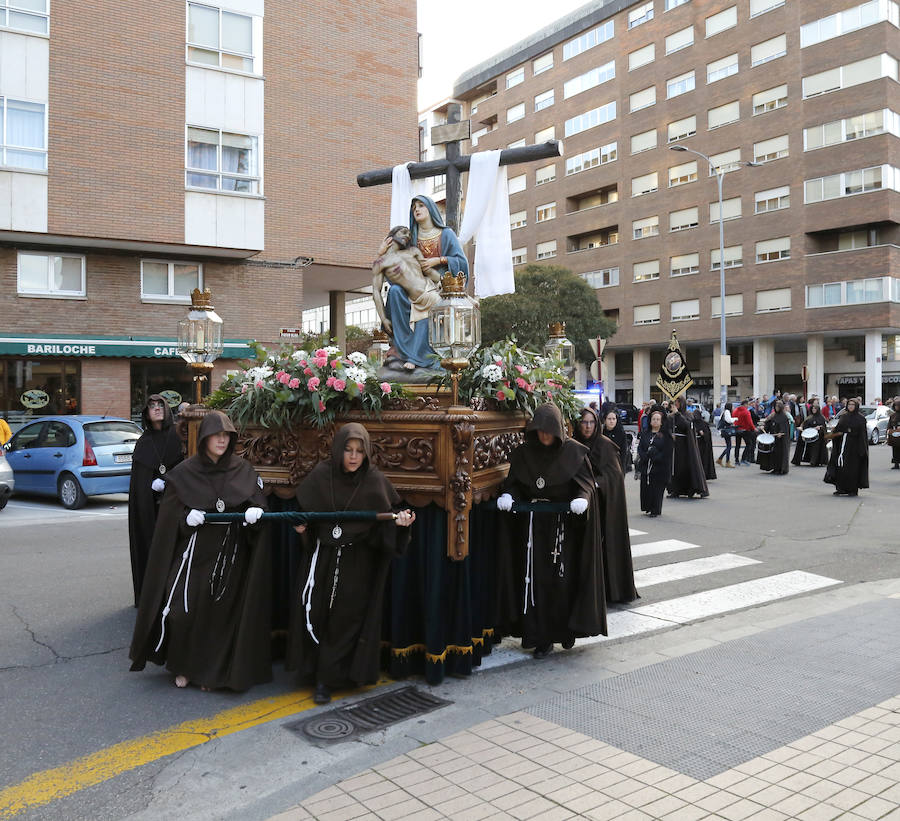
[570,498,588,515]
[244,507,264,525]
[496,493,514,512]
[151,478,165,493]
[186,509,205,527]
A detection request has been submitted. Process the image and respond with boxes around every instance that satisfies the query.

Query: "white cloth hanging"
[389,163,428,230]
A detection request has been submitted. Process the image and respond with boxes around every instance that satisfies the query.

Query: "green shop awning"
[0,334,253,359]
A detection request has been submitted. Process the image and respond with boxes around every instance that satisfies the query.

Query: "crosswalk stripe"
[629,528,647,537]
[631,538,699,558]
[633,553,760,588]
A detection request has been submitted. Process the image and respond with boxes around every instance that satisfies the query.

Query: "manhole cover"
[285,685,452,745]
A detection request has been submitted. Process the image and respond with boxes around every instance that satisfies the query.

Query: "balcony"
[566,184,618,215]
[567,225,619,254]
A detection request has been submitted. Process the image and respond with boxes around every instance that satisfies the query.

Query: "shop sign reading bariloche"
[0,335,253,359]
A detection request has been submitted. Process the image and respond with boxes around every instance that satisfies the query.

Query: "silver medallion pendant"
[215,498,225,513]
[159,464,166,475]
[536,477,546,489]
[332,525,343,540]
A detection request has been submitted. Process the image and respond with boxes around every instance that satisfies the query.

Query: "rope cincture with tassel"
[204,511,400,523]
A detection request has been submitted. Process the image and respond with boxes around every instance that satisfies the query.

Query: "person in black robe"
[495,403,606,659]
[129,410,271,692]
[637,406,673,517]
[887,398,900,468]
[286,423,414,704]
[573,407,638,604]
[825,398,869,495]
[128,395,184,606]
[692,409,717,480]
[792,400,828,467]
[600,408,629,474]
[758,401,791,475]
[667,397,709,498]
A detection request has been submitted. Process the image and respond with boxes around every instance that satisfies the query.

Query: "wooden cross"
[357,103,563,232]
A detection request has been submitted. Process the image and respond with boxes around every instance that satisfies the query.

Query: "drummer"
[888,398,900,469]
[792,399,828,467]
[757,400,791,475]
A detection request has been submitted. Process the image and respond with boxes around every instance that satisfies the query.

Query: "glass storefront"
[0,359,80,428]
[130,361,194,422]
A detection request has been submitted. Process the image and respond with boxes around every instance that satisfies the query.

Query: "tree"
[480,264,617,363]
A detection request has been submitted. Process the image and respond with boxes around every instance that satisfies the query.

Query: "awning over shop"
[0,334,253,359]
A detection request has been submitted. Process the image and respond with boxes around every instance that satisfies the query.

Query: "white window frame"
[666,0,690,9]
[564,60,616,99]
[667,70,695,99]
[802,54,899,99]
[670,252,700,276]
[631,171,659,197]
[801,0,900,48]
[710,197,742,223]
[669,206,699,231]
[508,173,527,195]
[535,164,556,185]
[752,84,787,115]
[506,67,525,89]
[17,252,86,298]
[707,53,738,84]
[804,109,899,150]
[709,148,741,175]
[668,160,697,187]
[536,240,557,260]
[534,89,554,112]
[630,86,656,112]
[671,298,700,320]
[756,237,791,263]
[634,304,661,325]
[711,294,744,317]
[629,43,656,71]
[563,20,614,60]
[631,128,657,154]
[705,6,737,37]
[750,0,784,16]
[582,268,620,288]
[667,115,696,142]
[506,102,525,123]
[756,287,792,313]
[536,202,557,222]
[666,25,693,54]
[186,2,259,74]
[0,0,48,35]
[533,53,553,75]
[534,126,555,143]
[628,1,655,29]
[633,260,660,282]
[564,101,616,137]
[186,126,261,194]
[753,135,789,163]
[708,100,740,130]
[751,35,787,67]
[0,97,48,172]
[632,215,660,239]
[510,210,527,230]
[140,260,203,303]
[806,277,890,308]
[754,186,790,213]
[711,245,743,270]
[565,142,617,175]
[804,165,897,203]
[512,247,527,265]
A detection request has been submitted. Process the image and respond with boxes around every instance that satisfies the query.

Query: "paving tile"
[847,796,900,820]
[560,790,611,814]
[620,784,668,808]
[852,772,896,796]
[801,759,845,780]
[771,793,820,817]
[390,767,443,790]
[491,788,541,812]
[313,804,372,821]
[429,792,485,815]
[417,783,469,806]
[374,797,430,820]
[746,784,793,806]
[445,804,500,821]
[694,790,741,813]
[799,779,845,803]
[361,789,413,813]
[337,771,384,792]
[826,766,871,788]
[674,782,719,803]
[824,786,871,812]
[654,773,698,794]
[717,799,767,821]
[583,798,635,819]
[793,805,846,821]
[478,779,525,802]
[743,810,790,821]
[855,754,896,774]
[507,796,558,819]
[724,776,770,799]
[639,795,691,817]
[302,792,360,816]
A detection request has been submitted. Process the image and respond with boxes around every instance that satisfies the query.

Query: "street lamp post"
[669,145,758,410]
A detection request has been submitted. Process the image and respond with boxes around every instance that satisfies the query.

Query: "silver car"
[826,405,892,444]
[0,446,13,510]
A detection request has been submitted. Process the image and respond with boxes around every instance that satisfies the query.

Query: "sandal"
[174,675,189,688]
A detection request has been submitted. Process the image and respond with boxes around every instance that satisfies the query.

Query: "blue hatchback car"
[3,416,141,509]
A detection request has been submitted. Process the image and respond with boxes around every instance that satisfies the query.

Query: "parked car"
[0,447,13,510]
[3,416,141,508]
[825,405,891,444]
[616,403,640,425]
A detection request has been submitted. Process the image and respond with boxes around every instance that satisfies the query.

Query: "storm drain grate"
[286,685,452,745]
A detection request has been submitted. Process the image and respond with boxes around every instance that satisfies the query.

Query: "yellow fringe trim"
[388,628,496,662]
[391,643,427,658]
[426,645,474,663]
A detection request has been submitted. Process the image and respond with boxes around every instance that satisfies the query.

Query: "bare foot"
[175,675,189,688]
[403,361,416,371]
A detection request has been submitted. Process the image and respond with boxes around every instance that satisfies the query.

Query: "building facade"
[453,0,900,406]
[0,1,417,425]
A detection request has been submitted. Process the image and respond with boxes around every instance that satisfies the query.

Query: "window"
[750,0,784,16]
[576,228,619,250]
[506,103,525,123]
[508,174,526,194]
[801,1,900,48]
[564,101,616,136]
[0,0,48,34]
[633,215,660,239]
[753,84,787,115]
[634,304,661,325]
[510,210,527,229]
[839,229,875,249]
[668,115,696,142]
[708,101,739,129]
[751,35,786,66]
[17,253,85,297]
[756,287,792,312]
[706,6,737,37]
[631,129,657,154]
[564,60,616,98]
[753,135,789,163]
[565,142,617,174]
[666,25,693,53]
[512,247,527,265]
[803,54,898,98]
[711,294,744,317]
[187,3,256,72]
[186,127,260,193]
[671,252,699,276]
[0,98,46,171]
[628,1,654,29]
[671,298,700,320]
[630,86,656,112]
[804,109,899,149]
[711,245,743,269]
[471,127,488,147]
[470,91,493,115]
[141,261,202,302]
[707,53,738,84]
[536,202,556,222]
[563,20,614,60]
[710,197,741,222]
[508,139,526,149]
[756,236,790,262]
[582,268,620,288]
[506,67,525,89]
[634,260,660,282]
[632,172,658,197]
[666,0,690,8]
[755,185,790,213]
[668,160,697,187]
[804,165,899,202]
[534,89,554,111]
[536,164,556,185]
[667,70,695,98]
[530,127,553,146]
[709,148,741,174]
[807,278,890,307]
[629,43,656,71]
[536,240,557,260]
[669,206,699,231]
[533,53,554,75]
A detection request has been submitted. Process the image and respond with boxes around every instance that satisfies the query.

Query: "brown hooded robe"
[495,404,607,647]
[286,423,410,689]
[129,411,271,691]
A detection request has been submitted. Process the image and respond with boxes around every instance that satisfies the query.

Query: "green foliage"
[297,326,373,355]
[479,264,616,363]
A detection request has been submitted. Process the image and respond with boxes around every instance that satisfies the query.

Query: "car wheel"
[58,473,86,509]
[871,429,880,445]
[0,495,8,511]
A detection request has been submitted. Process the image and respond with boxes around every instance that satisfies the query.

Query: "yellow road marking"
[0,679,388,819]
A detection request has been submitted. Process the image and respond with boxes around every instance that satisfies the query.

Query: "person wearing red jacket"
[732,400,757,466]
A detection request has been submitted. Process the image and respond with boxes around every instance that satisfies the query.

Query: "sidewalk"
[270,583,900,821]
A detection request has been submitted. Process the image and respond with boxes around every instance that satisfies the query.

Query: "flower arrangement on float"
[207,342,408,428]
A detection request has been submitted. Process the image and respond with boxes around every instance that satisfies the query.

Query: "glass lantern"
[368,326,390,370]
[429,272,481,407]
[176,288,224,403]
[544,321,576,371]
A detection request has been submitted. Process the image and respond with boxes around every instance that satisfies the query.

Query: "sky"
[417,0,597,109]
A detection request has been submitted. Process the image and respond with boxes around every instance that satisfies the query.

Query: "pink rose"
[527,383,535,393]
[503,381,510,388]
[318,400,326,412]
[288,378,300,389]
[307,376,320,390]
[326,376,336,388]
[241,384,248,394]
[303,367,312,376]
[333,379,346,391]
[314,349,327,358]
[314,356,328,368]
[516,377,527,389]
[547,391,553,399]
[515,365,525,374]
[255,380,264,388]
[299,359,308,367]
[496,390,506,401]
[278,371,290,384]
[330,358,341,369]
[380,381,392,395]
[494,357,502,365]
[356,382,365,392]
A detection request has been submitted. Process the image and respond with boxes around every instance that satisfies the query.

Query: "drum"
[891,430,900,440]
[801,428,819,442]
[757,432,775,453]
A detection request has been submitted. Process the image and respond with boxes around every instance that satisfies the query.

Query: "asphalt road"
[1,443,898,820]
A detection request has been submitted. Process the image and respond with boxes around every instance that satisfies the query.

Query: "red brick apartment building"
[453,0,900,406]
[0,0,417,424]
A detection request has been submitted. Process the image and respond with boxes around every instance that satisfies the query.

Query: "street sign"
[801,365,808,382]
[590,360,601,381]
[280,328,302,338]
[588,337,606,358]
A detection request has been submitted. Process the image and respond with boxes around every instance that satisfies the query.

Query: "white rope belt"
[523,512,535,615]
[838,433,847,468]
[301,540,321,644]
[155,531,197,653]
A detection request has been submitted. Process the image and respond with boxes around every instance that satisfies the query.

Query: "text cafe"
[0,334,252,427]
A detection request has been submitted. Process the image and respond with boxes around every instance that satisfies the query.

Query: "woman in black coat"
[600,409,629,473]
[825,398,869,495]
[637,406,673,517]
[887,398,900,468]
[792,400,828,467]
[758,400,791,475]
[693,409,717,480]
